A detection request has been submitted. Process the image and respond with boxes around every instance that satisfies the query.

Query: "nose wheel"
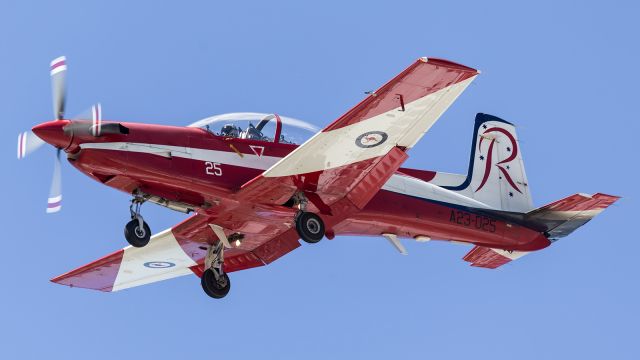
[124,197,151,247]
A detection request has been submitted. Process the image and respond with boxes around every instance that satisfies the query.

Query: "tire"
[201,269,231,299]
[124,219,151,247]
[295,212,325,244]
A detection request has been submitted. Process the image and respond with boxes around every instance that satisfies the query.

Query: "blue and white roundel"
[143,261,176,269]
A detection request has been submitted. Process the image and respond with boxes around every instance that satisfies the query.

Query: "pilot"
[241,123,263,140]
[220,124,240,138]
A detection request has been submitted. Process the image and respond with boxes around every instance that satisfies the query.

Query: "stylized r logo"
[475,126,521,194]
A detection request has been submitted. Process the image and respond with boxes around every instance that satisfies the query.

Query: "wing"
[237,58,479,215]
[51,214,301,292]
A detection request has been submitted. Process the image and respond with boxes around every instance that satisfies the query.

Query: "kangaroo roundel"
[355,131,388,148]
[143,261,176,269]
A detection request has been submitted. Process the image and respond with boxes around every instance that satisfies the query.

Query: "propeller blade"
[46,149,62,213]
[91,103,102,136]
[50,56,67,120]
[17,131,46,159]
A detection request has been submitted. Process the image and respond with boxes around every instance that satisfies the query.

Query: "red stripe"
[50,60,66,70]
[47,199,62,207]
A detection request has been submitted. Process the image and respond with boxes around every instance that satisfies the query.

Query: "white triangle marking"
[249,145,264,157]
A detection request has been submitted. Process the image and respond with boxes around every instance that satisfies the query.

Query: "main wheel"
[124,219,151,247]
[295,212,325,243]
[201,269,231,299]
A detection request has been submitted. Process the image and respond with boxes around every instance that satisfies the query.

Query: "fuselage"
[34,119,550,252]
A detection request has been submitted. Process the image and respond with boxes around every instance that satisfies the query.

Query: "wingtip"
[593,192,621,200]
[50,248,124,292]
[420,56,479,74]
[592,193,621,208]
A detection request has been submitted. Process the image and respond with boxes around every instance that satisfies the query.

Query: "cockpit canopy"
[188,112,319,145]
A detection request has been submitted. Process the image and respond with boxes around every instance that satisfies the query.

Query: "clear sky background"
[1,1,637,358]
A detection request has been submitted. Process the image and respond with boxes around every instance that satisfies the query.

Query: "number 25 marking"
[205,161,222,176]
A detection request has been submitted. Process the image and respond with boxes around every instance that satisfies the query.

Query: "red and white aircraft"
[18,56,618,298]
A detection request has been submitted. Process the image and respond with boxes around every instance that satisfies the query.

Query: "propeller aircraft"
[18,56,619,298]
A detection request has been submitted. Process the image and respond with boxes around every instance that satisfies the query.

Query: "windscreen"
[188,112,318,145]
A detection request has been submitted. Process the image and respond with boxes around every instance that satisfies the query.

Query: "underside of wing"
[51,214,301,292]
[51,228,198,292]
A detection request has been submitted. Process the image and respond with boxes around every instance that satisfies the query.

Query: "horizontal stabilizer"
[525,193,619,239]
[463,246,528,269]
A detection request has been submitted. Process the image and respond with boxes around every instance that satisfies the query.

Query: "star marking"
[482,124,487,129]
[506,146,511,152]
[479,155,485,161]
[506,165,510,170]
[509,192,514,197]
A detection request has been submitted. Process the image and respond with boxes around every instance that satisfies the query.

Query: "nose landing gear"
[124,197,151,247]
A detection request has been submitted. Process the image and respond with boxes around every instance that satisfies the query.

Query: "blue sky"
[1,1,637,358]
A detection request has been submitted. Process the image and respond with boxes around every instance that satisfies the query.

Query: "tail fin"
[524,193,620,240]
[443,113,533,212]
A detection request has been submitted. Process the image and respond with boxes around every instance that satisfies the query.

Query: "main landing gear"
[292,192,325,244]
[296,211,325,243]
[124,197,151,247]
[201,241,230,298]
